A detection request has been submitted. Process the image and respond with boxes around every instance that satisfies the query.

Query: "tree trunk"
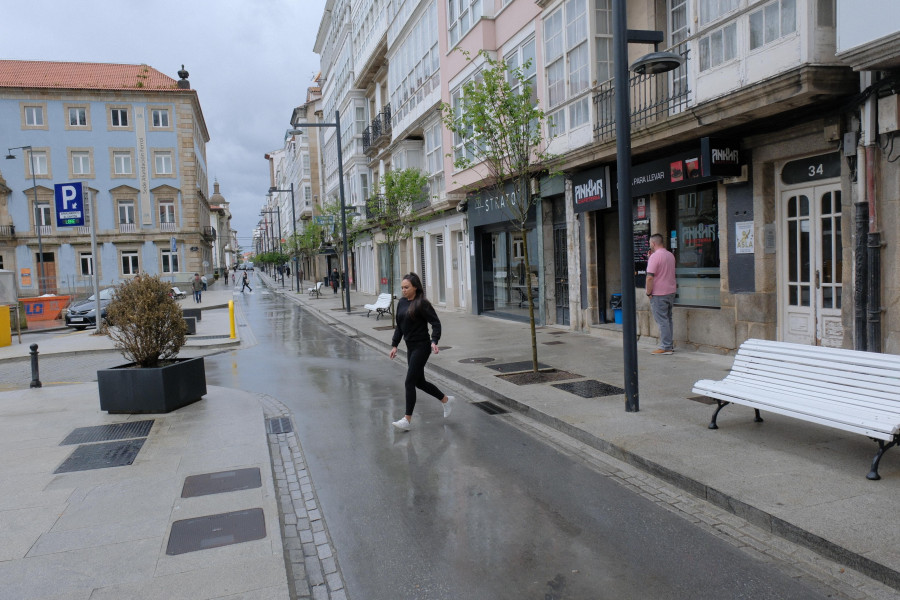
[388,245,397,328]
[521,226,539,373]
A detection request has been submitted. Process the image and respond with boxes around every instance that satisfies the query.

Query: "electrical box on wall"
[877,93,900,134]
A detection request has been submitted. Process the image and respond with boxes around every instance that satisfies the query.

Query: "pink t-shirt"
[647,248,677,296]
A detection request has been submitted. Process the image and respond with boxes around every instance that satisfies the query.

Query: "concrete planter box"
[98,357,206,414]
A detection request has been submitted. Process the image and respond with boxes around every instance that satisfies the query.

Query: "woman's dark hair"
[403,272,431,320]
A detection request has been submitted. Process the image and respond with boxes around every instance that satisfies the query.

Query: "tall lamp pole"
[6,146,45,293]
[260,208,282,283]
[269,183,297,291]
[287,110,351,313]
[612,0,683,412]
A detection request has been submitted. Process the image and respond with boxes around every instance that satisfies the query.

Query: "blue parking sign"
[54,182,85,227]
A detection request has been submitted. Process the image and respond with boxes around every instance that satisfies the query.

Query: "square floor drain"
[473,401,509,415]
[485,361,552,373]
[266,417,293,434]
[54,439,146,474]
[166,508,266,555]
[182,468,262,498]
[60,420,154,446]
[552,380,625,398]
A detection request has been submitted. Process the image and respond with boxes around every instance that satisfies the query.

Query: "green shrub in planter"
[106,275,187,367]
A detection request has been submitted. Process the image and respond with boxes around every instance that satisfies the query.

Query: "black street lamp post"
[6,146,45,293]
[260,208,282,284]
[269,183,298,291]
[612,0,683,412]
[288,111,351,313]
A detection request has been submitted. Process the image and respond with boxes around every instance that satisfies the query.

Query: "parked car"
[64,288,115,330]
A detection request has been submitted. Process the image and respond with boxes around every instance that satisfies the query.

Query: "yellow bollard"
[229,300,236,339]
[0,305,10,347]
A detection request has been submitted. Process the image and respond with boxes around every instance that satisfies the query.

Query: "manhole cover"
[60,420,154,445]
[499,370,581,385]
[542,341,564,345]
[552,380,625,398]
[459,357,495,364]
[373,325,395,331]
[55,439,146,473]
[266,417,293,434]
[686,395,717,405]
[473,401,508,415]
[166,508,266,555]
[181,468,262,498]
[486,361,552,373]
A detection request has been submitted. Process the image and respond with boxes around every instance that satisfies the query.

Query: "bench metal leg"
[867,439,897,481]
[708,400,729,429]
[754,409,764,423]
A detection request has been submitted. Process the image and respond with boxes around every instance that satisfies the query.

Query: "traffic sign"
[54,182,85,227]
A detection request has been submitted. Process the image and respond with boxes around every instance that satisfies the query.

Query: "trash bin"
[609,293,623,325]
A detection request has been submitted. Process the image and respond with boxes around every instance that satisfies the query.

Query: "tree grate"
[473,401,509,415]
[166,508,266,555]
[266,417,293,434]
[55,439,146,473]
[60,420,154,446]
[485,360,552,373]
[552,380,625,398]
[181,468,262,498]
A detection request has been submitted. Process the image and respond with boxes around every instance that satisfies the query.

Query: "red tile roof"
[0,60,181,91]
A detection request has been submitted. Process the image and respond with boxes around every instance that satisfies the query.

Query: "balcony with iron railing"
[0,224,14,237]
[593,42,691,143]
[362,105,392,156]
[201,226,216,241]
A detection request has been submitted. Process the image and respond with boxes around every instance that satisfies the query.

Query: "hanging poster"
[735,221,754,254]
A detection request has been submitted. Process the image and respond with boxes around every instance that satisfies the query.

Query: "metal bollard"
[29,343,42,388]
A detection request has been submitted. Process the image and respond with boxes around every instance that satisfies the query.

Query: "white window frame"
[34,203,52,227]
[110,107,129,127]
[24,105,44,126]
[121,250,139,276]
[118,201,136,225]
[449,0,483,47]
[113,151,133,175]
[544,0,590,133]
[80,252,94,276]
[30,151,49,176]
[154,151,174,176]
[424,122,444,195]
[71,150,92,176]
[161,250,179,273]
[151,108,169,128]
[68,107,87,126]
[750,0,797,51]
[698,22,737,71]
[699,0,740,26]
[595,0,613,84]
[158,200,176,224]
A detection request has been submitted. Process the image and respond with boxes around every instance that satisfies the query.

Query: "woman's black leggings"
[405,341,444,415]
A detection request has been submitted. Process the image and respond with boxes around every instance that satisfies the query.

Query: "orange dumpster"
[21,295,72,322]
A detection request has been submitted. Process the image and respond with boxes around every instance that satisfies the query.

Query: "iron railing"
[593,42,690,142]
[0,225,14,237]
[201,226,216,240]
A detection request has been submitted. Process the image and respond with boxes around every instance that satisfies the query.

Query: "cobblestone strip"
[258,394,349,600]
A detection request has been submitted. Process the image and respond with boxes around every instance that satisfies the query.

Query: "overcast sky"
[0,0,327,251]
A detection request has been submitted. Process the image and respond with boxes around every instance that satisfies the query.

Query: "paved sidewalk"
[266,273,900,593]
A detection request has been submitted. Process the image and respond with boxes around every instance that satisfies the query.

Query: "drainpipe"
[862,73,882,352]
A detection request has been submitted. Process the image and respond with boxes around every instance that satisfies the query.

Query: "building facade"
[0,60,212,296]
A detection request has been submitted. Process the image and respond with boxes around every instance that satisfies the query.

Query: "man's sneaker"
[392,417,411,431]
[443,396,455,418]
[650,348,673,355]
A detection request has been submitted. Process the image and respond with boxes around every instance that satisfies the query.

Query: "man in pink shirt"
[645,233,677,355]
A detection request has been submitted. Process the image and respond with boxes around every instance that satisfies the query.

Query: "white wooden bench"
[170,287,187,300]
[308,281,323,298]
[693,339,900,480]
[364,293,393,320]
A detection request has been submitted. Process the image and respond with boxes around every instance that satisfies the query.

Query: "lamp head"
[5,154,16,160]
[268,186,277,193]
[630,51,684,75]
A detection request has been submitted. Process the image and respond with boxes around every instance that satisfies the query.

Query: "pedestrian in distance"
[232,271,236,285]
[200,274,208,291]
[240,270,252,293]
[191,273,203,303]
[646,233,677,355]
[331,267,339,294]
[389,272,454,431]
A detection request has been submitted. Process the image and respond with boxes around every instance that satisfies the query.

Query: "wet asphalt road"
[205,290,829,600]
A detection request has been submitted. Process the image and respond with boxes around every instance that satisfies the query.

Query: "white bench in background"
[693,339,900,480]
[170,287,187,299]
[364,293,393,320]
[308,281,324,298]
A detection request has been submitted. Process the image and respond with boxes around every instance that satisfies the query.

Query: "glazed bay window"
[388,2,439,123]
[595,0,613,84]
[505,37,536,99]
[449,0,482,47]
[121,251,139,276]
[750,0,796,50]
[161,250,179,273]
[699,22,737,71]
[113,151,133,175]
[425,122,444,195]
[699,0,739,24]
[667,186,721,307]
[544,0,590,134]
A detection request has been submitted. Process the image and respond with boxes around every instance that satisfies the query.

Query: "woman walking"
[390,272,454,431]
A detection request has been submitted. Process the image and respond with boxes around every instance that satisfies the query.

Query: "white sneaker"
[443,396,455,418]
[392,417,410,431]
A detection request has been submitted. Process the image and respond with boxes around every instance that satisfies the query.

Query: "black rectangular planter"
[98,357,206,414]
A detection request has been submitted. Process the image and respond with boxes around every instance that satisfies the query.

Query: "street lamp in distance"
[6,146,46,293]
[268,184,298,291]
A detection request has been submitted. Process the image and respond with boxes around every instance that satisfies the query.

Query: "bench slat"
[733,350,900,384]
[728,360,899,400]
[740,339,900,369]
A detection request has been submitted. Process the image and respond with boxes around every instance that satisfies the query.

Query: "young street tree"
[322,199,361,308]
[441,50,554,374]
[367,168,429,326]
[292,220,324,286]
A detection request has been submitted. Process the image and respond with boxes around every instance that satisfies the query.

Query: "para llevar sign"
[54,182,85,227]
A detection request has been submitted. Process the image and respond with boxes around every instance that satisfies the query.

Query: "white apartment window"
[161,250,179,273]
[119,201,136,224]
[72,151,91,175]
[669,0,689,98]
[451,86,476,163]
[360,173,370,203]
[699,0,740,25]
[30,151,48,176]
[425,122,444,195]
[750,0,797,50]
[154,152,173,175]
[121,251,139,275]
[699,23,737,71]
[159,200,175,223]
[80,252,94,276]
[110,108,129,127]
[69,107,87,126]
[596,0,613,84]
[302,154,310,177]
[151,109,169,127]
[545,0,590,130]
[449,0,482,46]
[355,106,366,137]
[304,186,312,201]
[25,106,44,126]
[505,37,537,99]
[114,152,133,175]
[34,203,52,227]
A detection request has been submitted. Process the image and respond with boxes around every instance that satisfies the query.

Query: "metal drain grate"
[166,508,266,555]
[552,380,625,398]
[266,417,293,434]
[485,361,551,373]
[60,420,154,445]
[55,439,146,473]
[473,401,509,415]
[181,468,262,498]
[459,357,495,364]
[543,341,565,345]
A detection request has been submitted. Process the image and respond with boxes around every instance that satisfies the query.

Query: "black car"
[65,288,115,330]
